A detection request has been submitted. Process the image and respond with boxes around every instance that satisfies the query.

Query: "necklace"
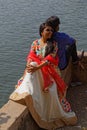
[40,39,47,47]
[39,39,47,57]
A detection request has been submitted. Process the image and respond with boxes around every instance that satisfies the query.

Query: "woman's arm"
[26,61,48,73]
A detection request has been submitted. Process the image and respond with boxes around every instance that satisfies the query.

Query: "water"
[0,0,87,108]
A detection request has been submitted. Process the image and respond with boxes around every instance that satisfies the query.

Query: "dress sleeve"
[30,40,37,53]
[26,40,38,62]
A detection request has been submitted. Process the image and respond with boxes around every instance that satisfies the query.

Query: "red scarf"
[27,51,66,96]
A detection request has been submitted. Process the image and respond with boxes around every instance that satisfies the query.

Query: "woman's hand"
[26,61,48,73]
[26,64,39,73]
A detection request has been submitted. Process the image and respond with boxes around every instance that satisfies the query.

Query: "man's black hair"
[45,16,60,31]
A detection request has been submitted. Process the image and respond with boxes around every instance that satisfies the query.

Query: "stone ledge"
[0,100,40,130]
[0,100,27,130]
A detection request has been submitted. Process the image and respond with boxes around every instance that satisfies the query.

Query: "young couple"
[10,16,79,129]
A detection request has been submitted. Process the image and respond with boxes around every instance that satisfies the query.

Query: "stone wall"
[0,100,40,130]
[72,51,87,83]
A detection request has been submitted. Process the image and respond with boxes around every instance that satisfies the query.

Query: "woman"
[10,23,77,129]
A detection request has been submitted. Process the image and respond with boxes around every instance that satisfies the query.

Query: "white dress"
[10,62,77,130]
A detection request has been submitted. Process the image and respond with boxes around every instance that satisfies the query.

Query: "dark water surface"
[0,0,87,108]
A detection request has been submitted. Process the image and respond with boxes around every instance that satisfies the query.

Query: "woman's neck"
[40,37,47,43]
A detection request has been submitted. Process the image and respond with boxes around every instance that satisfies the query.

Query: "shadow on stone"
[0,112,10,125]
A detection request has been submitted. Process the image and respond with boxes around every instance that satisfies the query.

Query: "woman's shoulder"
[30,39,40,52]
[33,39,39,44]
[32,39,41,46]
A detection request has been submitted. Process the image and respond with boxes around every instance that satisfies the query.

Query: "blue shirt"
[53,32,75,70]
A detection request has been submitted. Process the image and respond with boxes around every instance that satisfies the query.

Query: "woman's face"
[41,26,53,41]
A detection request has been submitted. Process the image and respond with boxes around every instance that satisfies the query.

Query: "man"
[45,16,84,85]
